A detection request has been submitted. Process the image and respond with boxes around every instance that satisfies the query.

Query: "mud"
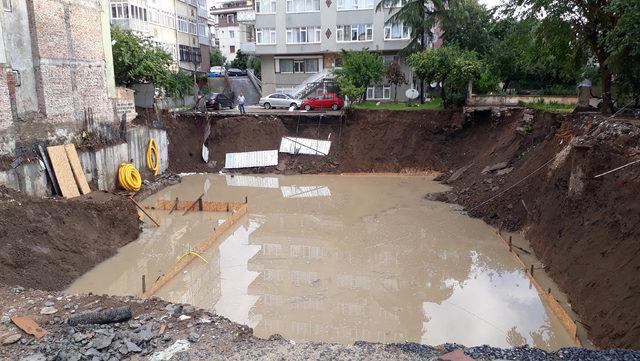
[69,174,576,350]
[0,187,141,291]
[162,109,640,349]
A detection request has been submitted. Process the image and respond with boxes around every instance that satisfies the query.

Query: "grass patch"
[352,98,443,111]
[524,101,575,113]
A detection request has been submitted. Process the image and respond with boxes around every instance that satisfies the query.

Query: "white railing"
[240,42,256,53]
[290,71,331,98]
[237,10,256,22]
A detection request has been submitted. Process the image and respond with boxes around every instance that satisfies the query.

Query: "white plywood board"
[281,185,332,198]
[226,175,280,188]
[225,150,278,169]
[279,137,331,156]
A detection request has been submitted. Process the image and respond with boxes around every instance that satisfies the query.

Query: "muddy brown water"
[68,174,575,350]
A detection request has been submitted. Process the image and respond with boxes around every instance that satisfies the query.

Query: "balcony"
[111,18,149,33]
[240,42,256,53]
[237,10,256,23]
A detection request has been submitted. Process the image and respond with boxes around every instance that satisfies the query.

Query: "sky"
[478,0,505,9]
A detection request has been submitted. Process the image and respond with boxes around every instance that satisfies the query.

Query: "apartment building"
[209,0,255,62]
[248,0,440,100]
[109,0,210,74]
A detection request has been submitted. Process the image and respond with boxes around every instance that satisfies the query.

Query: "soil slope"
[0,187,141,290]
[165,109,640,349]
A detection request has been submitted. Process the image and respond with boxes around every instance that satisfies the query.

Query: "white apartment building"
[109,0,211,73]
[209,0,255,62]
[243,0,441,100]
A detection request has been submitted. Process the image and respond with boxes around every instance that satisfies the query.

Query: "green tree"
[441,0,492,55]
[111,27,191,98]
[606,0,640,105]
[334,50,384,101]
[508,0,621,113]
[210,48,226,67]
[408,46,481,107]
[376,0,446,102]
[247,55,262,79]
[385,61,408,102]
[229,50,249,69]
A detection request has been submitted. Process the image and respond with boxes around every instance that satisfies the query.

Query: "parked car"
[227,68,247,76]
[205,93,234,110]
[208,66,226,77]
[259,93,302,110]
[300,93,344,111]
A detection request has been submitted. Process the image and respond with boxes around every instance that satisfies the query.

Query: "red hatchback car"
[300,93,344,111]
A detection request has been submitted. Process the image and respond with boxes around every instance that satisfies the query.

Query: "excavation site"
[1,109,639,360]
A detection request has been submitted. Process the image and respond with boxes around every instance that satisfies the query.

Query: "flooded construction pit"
[67,174,576,350]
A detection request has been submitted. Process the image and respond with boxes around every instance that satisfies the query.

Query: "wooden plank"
[130,198,160,227]
[151,200,245,213]
[182,193,205,216]
[143,203,248,298]
[47,145,80,198]
[38,143,61,196]
[64,144,91,195]
[11,316,47,338]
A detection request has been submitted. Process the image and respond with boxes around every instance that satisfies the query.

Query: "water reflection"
[67,174,575,350]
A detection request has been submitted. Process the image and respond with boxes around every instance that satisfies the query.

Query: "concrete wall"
[114,87,137,122]
[0,126,169,197]
[468,95,578,107]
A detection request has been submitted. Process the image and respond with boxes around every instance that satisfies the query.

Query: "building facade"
[248,0,440,100]
[0,0,116,155]
[108,0,210,74]
[209,0,255,62]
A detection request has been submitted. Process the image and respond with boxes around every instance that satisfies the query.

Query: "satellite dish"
[406,88,419,100]
[430,82,439,88]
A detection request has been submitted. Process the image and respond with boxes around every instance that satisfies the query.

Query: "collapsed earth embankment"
[165,109,640,349]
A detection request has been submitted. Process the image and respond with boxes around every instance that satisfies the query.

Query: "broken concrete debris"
[482,161,510,174]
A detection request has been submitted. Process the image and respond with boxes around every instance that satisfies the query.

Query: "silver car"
[259,93,302,110]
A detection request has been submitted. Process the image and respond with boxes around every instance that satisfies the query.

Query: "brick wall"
[114,86,137,122]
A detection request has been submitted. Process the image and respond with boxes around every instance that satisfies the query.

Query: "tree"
[247,55,262,79]
[440,0,493,55]
[210,48,226,67]
[111,27,191,98]
[606,0,640,105]
[376,0,446,103]
[334,50,384,102]
[508,0,621,113]
[385,61,408,102]
[408,46,481,107]
[229,50,249,69]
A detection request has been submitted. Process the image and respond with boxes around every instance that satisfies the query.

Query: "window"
[256,28,277,44]
[149,9,160,24]
[384,0,409,7]
[286,0,320,12]
[179,45,201,63]
[384,22,410,40]
[198,23,208,37]
[286,27,321,44]
[3,0,11,11]
[230,45,236,53]
[130,5,147,21]
[382,54,398,65]
[337,0,373,10]
[276,58,319,74]
[229,30,235,38]
[336,24,372,42]
[178,16,189,32]
[227,14,235,24]
[256,0,276,13]
[367,86,391,99]
[189,20,197,35]
[111,2,129,19]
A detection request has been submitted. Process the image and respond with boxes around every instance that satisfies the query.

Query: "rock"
[165,304,182,315]
[495,167,514,176]
[126,341,142,353]
[19,353,46,361]
[178,315,191,321]
[43,301,55,307]
[40,306,58,315]
[1,333,21,345]
[0,315,10,325]
[138,323,156,342]
[183,305,196,315]
[72,332,86,342]
[482,162,509,174]
[83,348,101,357]
[92,334,114,350]
[187,332,200,343]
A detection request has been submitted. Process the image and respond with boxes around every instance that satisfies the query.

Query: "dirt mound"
[439,110,640,349]
[0,187,140,291]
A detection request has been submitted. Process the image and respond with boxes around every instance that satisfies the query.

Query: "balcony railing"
[237,10,256,22]
[240,42,256,53]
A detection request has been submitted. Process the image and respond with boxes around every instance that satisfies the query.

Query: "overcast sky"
[478,0,506,9]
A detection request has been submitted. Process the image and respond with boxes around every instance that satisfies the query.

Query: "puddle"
[67,174,575,350]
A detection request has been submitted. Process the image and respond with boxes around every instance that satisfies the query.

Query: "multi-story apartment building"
[209,0,255,62]
[109,0,210,74]
[247,0,441,101]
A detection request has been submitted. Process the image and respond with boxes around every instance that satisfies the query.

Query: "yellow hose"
[118,163,142,192]
[147,139,159,176]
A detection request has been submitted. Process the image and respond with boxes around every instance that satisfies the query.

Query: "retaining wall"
[0,126,168,197]
[468,95,578,107]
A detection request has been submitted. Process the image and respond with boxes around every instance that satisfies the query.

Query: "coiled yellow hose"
[118,163,142,192]
[147,139,159,176]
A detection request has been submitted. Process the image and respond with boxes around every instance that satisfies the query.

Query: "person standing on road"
[238,92,246,114]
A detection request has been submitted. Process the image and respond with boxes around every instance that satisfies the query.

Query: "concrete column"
[568,144,591,198]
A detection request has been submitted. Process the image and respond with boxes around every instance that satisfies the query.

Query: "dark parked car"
[300,93,344,111]
[206,93,234,110]
[227,68,247,76]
